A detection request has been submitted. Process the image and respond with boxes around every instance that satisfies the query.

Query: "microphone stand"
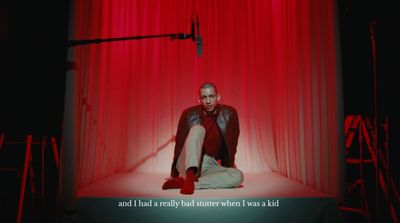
[67,33,193,47]
[369,19,380,223]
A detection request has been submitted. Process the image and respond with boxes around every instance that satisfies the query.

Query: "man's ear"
[217,95,221,102]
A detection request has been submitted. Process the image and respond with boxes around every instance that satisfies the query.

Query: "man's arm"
[170,111,186,177]
[231,108,240,166]
[162,111,187,190]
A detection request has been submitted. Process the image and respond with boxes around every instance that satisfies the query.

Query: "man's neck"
[203,107,218,116]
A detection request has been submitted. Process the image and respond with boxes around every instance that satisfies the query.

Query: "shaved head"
[199,82,218,95]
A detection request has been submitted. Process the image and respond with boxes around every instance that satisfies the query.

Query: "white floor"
[78,171,331,198]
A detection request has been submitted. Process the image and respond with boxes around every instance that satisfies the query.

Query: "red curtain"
[66,0,343,197]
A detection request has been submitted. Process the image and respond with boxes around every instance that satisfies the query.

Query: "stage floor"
[78,171,330,198]
[72,172,343,223]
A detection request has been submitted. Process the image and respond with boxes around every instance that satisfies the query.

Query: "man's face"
[199,87,220,112]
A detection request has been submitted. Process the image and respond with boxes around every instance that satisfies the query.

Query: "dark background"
[1,0,399,222]
[0,1,68,139]
[0,1,70,222]
[339,0,400,186]
[338,0,400,222]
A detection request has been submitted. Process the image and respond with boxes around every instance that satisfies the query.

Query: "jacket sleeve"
[231,108,240,165]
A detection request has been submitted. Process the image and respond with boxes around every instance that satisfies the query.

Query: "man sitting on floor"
[162,82,244,195]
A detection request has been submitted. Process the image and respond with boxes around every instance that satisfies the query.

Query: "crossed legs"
[163,125,244,194]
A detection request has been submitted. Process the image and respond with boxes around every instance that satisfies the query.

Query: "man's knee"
[189,124,205,134]
[187,125,205,139]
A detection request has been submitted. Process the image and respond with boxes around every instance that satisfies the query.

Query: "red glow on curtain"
[68,0,342,197]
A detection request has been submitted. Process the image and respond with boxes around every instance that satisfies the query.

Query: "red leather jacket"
[170,104,240,177]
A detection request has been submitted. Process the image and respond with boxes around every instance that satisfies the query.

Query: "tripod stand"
[340,115,372,223]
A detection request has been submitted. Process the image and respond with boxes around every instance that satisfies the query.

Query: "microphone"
[191,13,202,57]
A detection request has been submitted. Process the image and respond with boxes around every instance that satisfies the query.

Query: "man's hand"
[162,176,185,190]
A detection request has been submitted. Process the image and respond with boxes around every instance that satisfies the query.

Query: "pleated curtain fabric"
[66,0,344,198]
